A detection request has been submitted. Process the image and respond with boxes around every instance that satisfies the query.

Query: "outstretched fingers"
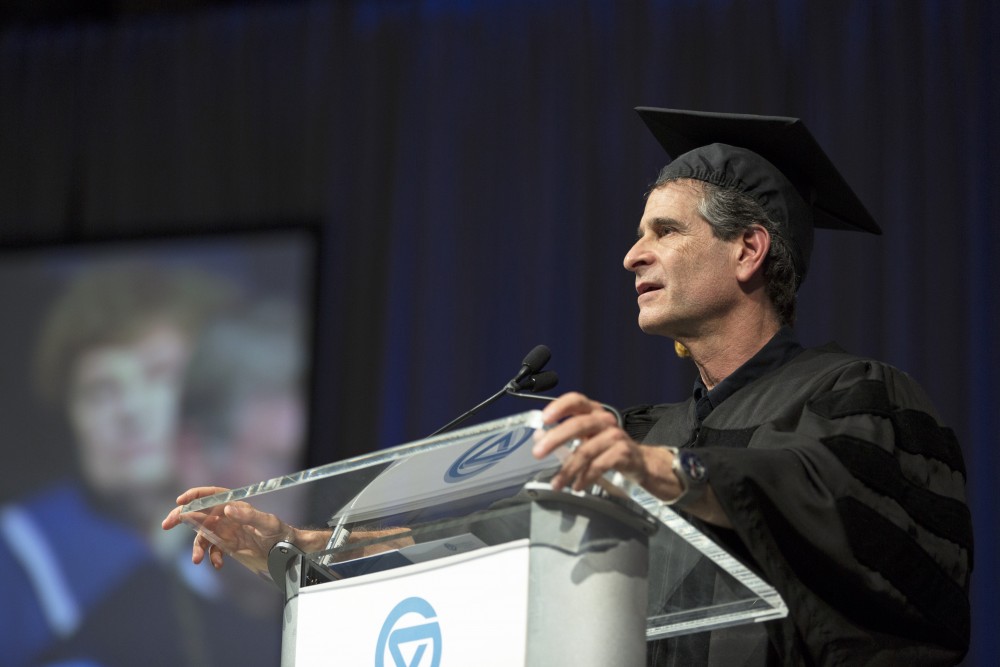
[192,531,225,568]
[162,486,231,531]
[176,486,230,505]
[161,486,237,568]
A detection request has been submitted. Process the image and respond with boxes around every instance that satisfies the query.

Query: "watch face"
[680,451,707,483]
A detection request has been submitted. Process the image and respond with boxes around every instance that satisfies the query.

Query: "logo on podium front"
[444,428,534,483]
[375,597,442,667]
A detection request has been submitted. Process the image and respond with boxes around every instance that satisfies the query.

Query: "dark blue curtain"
[1,0,996,663]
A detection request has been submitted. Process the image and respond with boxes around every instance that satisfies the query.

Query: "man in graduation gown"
[532,108,972,665]
[165,108,972,666]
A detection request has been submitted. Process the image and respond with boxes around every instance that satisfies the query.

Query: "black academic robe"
[626,344,971,666]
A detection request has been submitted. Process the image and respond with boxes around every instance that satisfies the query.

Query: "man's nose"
[623,239,650,272]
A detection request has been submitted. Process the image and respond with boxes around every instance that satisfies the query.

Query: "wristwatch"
[665,446,708,509]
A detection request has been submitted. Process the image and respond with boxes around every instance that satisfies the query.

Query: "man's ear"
[734,224,770,284]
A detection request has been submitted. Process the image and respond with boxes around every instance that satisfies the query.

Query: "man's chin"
[637,316,678,339]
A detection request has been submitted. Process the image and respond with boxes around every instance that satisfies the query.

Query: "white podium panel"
[294,541,530,667]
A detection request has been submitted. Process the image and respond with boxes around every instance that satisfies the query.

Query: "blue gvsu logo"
[444,427,534,483]
[375,597,442,667]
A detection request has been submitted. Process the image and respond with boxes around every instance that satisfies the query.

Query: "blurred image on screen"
[0,230,314,667]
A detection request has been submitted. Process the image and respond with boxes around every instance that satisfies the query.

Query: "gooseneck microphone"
[428,345,560,437]
[428,344,623,437]
[505,344,552,391]
[322,346,618,561]
[322,347,561,564]
[505,370,623,426]
[513,370,559,393]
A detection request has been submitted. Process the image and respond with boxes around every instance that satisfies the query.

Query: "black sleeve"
[695,361,972,665]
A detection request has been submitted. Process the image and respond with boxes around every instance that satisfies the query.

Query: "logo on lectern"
[375,597,442,667]
[444,428,534,483]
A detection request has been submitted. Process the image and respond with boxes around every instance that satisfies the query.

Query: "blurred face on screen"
[68,322,191,495]
[225,391,305,486]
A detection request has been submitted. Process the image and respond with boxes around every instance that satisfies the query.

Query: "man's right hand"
[161,486,328,575]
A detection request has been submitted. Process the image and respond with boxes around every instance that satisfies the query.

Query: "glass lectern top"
[182,410,556,531]
[178,410,787,641]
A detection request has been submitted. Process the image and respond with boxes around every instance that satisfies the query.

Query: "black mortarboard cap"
[635,107,881,283]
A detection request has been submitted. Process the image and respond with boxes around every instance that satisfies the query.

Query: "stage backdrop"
[0,1,996,665]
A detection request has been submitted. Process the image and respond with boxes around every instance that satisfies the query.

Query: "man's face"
[623,180,742,339]
[68,323,191,495]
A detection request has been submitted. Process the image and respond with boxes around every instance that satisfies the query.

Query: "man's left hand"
[531,392,669,495]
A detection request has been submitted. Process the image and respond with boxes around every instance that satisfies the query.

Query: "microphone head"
[522,344,551,373]
[522,370,559,393]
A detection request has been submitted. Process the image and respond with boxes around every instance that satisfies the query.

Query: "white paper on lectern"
[330,411,559,524]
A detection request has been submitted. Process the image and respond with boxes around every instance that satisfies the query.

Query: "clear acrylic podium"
[178,411,787,666]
